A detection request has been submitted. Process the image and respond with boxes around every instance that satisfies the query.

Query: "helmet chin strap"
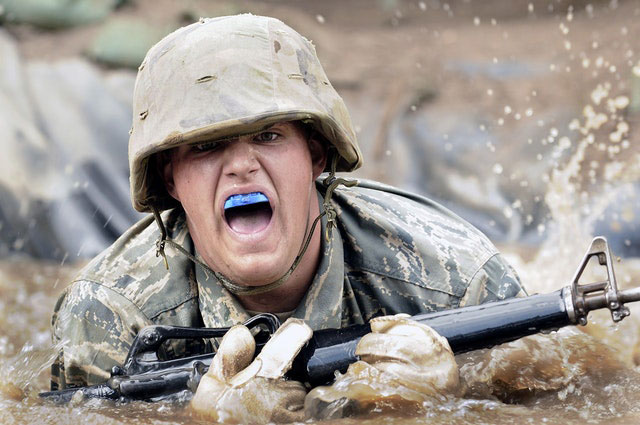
[153,149,357,297]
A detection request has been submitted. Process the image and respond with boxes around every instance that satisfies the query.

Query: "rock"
[87,18,172,68]
[0,0,120,29]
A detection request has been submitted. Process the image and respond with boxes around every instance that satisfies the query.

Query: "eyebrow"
[194,125,283,146]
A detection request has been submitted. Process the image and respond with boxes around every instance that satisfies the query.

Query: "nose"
[222,140,260,179]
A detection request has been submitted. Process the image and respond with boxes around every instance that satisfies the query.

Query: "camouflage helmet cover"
[129,14,362,212]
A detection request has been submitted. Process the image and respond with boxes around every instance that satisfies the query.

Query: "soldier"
[51,14,525,422]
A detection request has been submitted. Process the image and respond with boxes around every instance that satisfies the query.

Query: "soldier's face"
[163,122,327,286]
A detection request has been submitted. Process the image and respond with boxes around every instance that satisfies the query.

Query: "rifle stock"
[41,236,640,402]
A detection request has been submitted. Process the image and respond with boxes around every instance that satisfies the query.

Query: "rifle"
[40,236,640,403]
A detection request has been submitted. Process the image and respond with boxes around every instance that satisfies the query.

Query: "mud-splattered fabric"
[50,179,525,389]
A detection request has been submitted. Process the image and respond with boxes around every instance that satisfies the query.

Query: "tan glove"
[305,314,459,419]
[191,318,312,424]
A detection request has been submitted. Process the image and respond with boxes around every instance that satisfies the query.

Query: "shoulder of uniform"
[327,178,499,298]
[69,209,197,320]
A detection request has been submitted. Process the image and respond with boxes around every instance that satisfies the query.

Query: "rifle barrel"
[292,289,570,386]
[620,287,640,304]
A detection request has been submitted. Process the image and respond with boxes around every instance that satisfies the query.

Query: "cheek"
[172,159,217,205]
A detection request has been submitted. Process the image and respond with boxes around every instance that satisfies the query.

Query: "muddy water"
[2,235,640,424]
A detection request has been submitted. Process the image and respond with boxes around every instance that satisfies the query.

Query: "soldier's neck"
[237,218,322,314]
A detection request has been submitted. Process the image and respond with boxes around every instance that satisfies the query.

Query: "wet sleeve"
[459,253,527,307]
[50,279,152,389]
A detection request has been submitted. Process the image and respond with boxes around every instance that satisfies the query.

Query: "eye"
[192,140,223,152]
[254,131,279,143]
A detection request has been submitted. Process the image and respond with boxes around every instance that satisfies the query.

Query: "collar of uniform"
[194,191,345,330]
[195,258,251,328]
[291,191,344,330]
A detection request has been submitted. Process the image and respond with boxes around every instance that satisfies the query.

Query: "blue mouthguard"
[224,192,269,210]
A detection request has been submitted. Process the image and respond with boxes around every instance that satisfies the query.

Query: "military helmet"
[128,14,362,213]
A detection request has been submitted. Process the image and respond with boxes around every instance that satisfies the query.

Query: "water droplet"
[316,14,325,24]
[487,88,494,96]
[568,119,581,131]
[504,105,512,114]
[492,163,504,174]
[590,83,609,105]
[559,136,572,150]
[595,56,604,67]
[613,96,629,109]
[559,23,569,35]
[617,121,629,133]
[410,105,417,111]
[525,108,533,117]
[528,3,534,13]
[13,238,24,250]
[586,4,594,16]
[564,40,572,50]
[473,16,480,26]
[418,1,426,11]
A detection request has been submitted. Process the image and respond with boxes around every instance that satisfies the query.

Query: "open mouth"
[224,192,273,234]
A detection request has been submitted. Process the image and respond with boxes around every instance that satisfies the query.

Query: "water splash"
[511,79,640,295]
[0,340,65,400]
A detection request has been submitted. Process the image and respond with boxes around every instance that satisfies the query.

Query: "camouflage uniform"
[51,178,525,389]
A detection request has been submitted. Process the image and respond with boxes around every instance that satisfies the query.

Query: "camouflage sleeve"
[458,253,528,307]
[50,279,152,389]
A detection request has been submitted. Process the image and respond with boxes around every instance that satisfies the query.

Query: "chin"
[227,257,291,287]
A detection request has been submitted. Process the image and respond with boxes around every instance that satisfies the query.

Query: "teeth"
[224,192,269,210]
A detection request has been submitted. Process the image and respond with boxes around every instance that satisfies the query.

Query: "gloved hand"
[305,314,460,419]
[191,318,312,424]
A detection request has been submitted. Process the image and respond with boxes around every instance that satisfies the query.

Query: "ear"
[308,137,328,179]
[159,152,180,202]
